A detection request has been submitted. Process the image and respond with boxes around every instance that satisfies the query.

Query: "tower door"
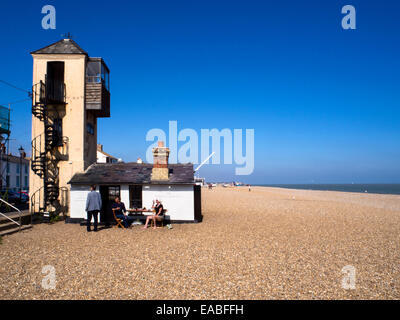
[46,61,65,102]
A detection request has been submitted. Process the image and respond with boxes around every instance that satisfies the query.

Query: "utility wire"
[0,80,31,96]
[0,98,31,106]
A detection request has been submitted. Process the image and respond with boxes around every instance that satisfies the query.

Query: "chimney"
[151,141,170,181]
[97,144,103,152]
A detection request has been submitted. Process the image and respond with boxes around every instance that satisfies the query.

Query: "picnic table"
[126,208,168,227]
[126,209,155,216]
[124,209,154,224]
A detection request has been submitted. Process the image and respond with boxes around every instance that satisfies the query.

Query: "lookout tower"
[30,38,110,218]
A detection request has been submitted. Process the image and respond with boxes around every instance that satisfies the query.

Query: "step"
[0,211,31,224]
[0,224,32,237]
[0,221,23,232]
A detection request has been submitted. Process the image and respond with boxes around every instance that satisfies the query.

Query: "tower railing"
[31,78,68,218]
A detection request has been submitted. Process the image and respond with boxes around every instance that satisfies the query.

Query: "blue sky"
[0,0,399,183]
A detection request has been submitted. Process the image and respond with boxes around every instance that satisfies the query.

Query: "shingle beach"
[1,187,399,299]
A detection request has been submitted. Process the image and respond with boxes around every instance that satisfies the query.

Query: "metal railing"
[32,81,46,106]
[0,198,21,231]
[45,78,66,104]
[32,79,66,106]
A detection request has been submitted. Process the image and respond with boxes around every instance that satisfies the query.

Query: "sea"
[258,184,400,195]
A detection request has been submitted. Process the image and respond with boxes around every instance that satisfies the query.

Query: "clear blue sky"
[0,0,399,184]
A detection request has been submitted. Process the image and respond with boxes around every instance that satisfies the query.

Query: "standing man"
[85,185,102,232]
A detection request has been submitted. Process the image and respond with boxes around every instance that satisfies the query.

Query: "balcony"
[32,78,66,107]
[85,58,110,118]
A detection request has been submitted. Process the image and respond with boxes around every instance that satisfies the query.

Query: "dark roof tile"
[31,39,87,55]
[68,163,194,185]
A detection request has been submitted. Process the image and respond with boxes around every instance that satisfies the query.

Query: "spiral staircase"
[30,80,69,219]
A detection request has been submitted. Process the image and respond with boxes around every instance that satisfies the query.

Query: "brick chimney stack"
[151,141,170,181]
[97,144,103,152]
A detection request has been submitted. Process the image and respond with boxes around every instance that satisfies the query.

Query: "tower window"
[87,123,94,135]
[87,59,110,91]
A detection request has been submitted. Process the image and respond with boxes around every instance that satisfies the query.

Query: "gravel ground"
[1,186,400,300]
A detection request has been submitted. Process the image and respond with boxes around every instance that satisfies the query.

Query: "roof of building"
[68,163,195,185]
[0,154,30,164]
[31,39,88,55]
[97,149,118,160]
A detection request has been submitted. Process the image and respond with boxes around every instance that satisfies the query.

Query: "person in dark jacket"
[112,197,132,228]
[85,185,102,232]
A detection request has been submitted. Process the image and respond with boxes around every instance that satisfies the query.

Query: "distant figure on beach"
[208,183,213,190]
[85,185,102,232]
[143,199,164,229]
[248,184,251,192]
[112,197,132,228]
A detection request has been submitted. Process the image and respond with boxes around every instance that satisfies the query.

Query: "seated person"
[112,197,133,228]
[143,199,164,229]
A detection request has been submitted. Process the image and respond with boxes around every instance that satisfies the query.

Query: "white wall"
[70,185,91,219]
[96,151,107,163]
[120,185,129,207]
[69,184,195,222]
[142,184,194,221]
[97,151,118,163]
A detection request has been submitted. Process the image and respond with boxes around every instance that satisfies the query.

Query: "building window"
[16,163,20,174]
[129,185,142,209]
[24,176,28,188]
[87,123,94,135]
[106,157,117,164]
[25,164,28,174]
[107,186,120,202]
[6,175,10,188]
[16,176,20,187]
[6,162,10,173]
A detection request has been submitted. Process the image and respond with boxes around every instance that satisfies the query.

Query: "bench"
[151,209,168,228]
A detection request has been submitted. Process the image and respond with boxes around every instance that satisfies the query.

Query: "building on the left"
[30,38,110,218]
[0,153,30,191]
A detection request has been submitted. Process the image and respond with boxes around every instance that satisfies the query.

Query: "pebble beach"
[1,186,400,300]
